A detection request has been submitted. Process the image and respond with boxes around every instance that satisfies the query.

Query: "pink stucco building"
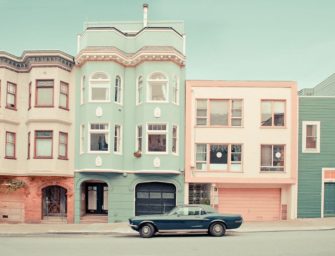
[185,80,298,221]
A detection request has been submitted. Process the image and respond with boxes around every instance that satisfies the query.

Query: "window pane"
[36,139,52,157]
[232,100,242,117]
[261,145,272,166]
[274,102,285,126]
[91,88,108,101]
[7,94,15,105]
[150,82,167,101]
[196,144,207,161]
[196,100,207,125]
[59,144,66,157]
[232,119,242,126]
[90,133,108,151]
[306,125,316,137]
[273,145,284,167]
[6,144,14,157]
[148,134,166,152]
[261,101,272,126]
[37,87,53,106]
[59,94,67,108]
[209,144,228,170]
[210,100,228,126]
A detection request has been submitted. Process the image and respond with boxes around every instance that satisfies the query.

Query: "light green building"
[74,5,186,223]
[298,73,335,218]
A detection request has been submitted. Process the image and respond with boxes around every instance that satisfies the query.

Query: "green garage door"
[324,183,335,217]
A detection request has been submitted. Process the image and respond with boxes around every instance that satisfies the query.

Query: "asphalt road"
[0,230,334,256]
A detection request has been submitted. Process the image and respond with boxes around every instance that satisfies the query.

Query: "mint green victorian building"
[73,8,186,223]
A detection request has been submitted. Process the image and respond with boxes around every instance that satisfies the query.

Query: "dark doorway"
[85,183,108,214]
[42,186,67,217]
[135,182,176,216]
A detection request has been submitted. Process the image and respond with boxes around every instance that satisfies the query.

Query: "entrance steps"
[80,214,108,224]
[41,216,67,224]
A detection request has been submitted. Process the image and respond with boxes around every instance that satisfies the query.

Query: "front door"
[324,182,335,217]
[42,186,67,217]
[86,183,108,214]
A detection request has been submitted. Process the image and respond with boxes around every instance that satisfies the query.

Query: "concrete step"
[41,216,67,224]
[80,214,108,224]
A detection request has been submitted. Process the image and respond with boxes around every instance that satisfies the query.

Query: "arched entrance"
[42,186,67,218]
[135,182,176,216]
[85,182,108,214]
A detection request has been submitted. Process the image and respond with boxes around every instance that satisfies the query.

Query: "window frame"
[302,121,320,153]
[136,75,144,105]
[89,72,111,103]
[28,82,32,110]
[146,123,168,154]
[58,132,68,160]
[80,75,85,105]
[147,72,169,103]
[35,79,54,108]
[6,82,17,110]
[114,75,122,105]
[195,99,243,127]
[260,144,285,172]
[27,131,31,159]
[136,125,143,152]
[172,75,179,105]
[172,124,178,155]
[34,130,53,159]
[88,123,110,154]
[114,124,122,154]
[195,143,243,172]
[59,81,69,110]
[5,131,16,159]
[260,100,286,128]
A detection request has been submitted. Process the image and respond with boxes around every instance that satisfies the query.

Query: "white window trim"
[172,124,178,155]
[146,72,169,103]
[172,76,179,105]
[88,72,111,103]
[302,121,320,153]
[146,123,168,154]
[136,76,144,105]
[87,122,110,154]
[80,124,85,154]
[260,144,285,172]
[114,75,123,105]
[80,75,85,105]
[135,125,143,152]
[114,124,122,154]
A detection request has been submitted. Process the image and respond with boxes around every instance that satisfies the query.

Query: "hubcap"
[214,224,222,233]
[143,226,150,234]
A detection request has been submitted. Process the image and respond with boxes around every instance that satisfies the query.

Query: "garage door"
[135,182,176,216]
[0,191,24,223]
[324,183,335,217]
[218,188,281,221]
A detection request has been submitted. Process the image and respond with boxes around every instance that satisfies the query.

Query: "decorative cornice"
[75,46,186,67]
[0,51,75,72]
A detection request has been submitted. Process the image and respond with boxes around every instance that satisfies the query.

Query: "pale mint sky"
[1,0,335,89]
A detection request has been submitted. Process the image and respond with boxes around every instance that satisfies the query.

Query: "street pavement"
[0,217,334,236]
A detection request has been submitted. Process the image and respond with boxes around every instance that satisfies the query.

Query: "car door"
[174,206,208,230]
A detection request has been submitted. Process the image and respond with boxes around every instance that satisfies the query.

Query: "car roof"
[177,204,216,212]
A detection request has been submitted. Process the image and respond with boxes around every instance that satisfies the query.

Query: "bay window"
[58,132,68,159]
[35,131,53,158]
[59,81,69,109]
[89,72,110,102]
[114,125,121,153]
[148,72,168,102]
[6,82,17,109]
[89,123,109,152]
[147,124,167,153]
[5,132,16,159]
[114,76,122,104]
[36,80,54,107]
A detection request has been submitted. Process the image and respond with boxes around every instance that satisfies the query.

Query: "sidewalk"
[0,218,334,237]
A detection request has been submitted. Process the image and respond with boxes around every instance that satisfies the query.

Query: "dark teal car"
[129,204,243,238]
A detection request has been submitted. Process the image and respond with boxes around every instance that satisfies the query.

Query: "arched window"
[89,72,110,102]
[147,72,168,102]
[114,75,122,104]
[136,76,144,104]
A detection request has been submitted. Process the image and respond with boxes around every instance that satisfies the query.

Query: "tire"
[209,222,226,237]
[139,223,155,238]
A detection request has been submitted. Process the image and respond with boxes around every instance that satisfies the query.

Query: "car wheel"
[139,223,155,238]
[209,222,226,237]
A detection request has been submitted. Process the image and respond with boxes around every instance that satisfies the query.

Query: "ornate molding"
[75,46,186,67]
[0,51,75,72]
